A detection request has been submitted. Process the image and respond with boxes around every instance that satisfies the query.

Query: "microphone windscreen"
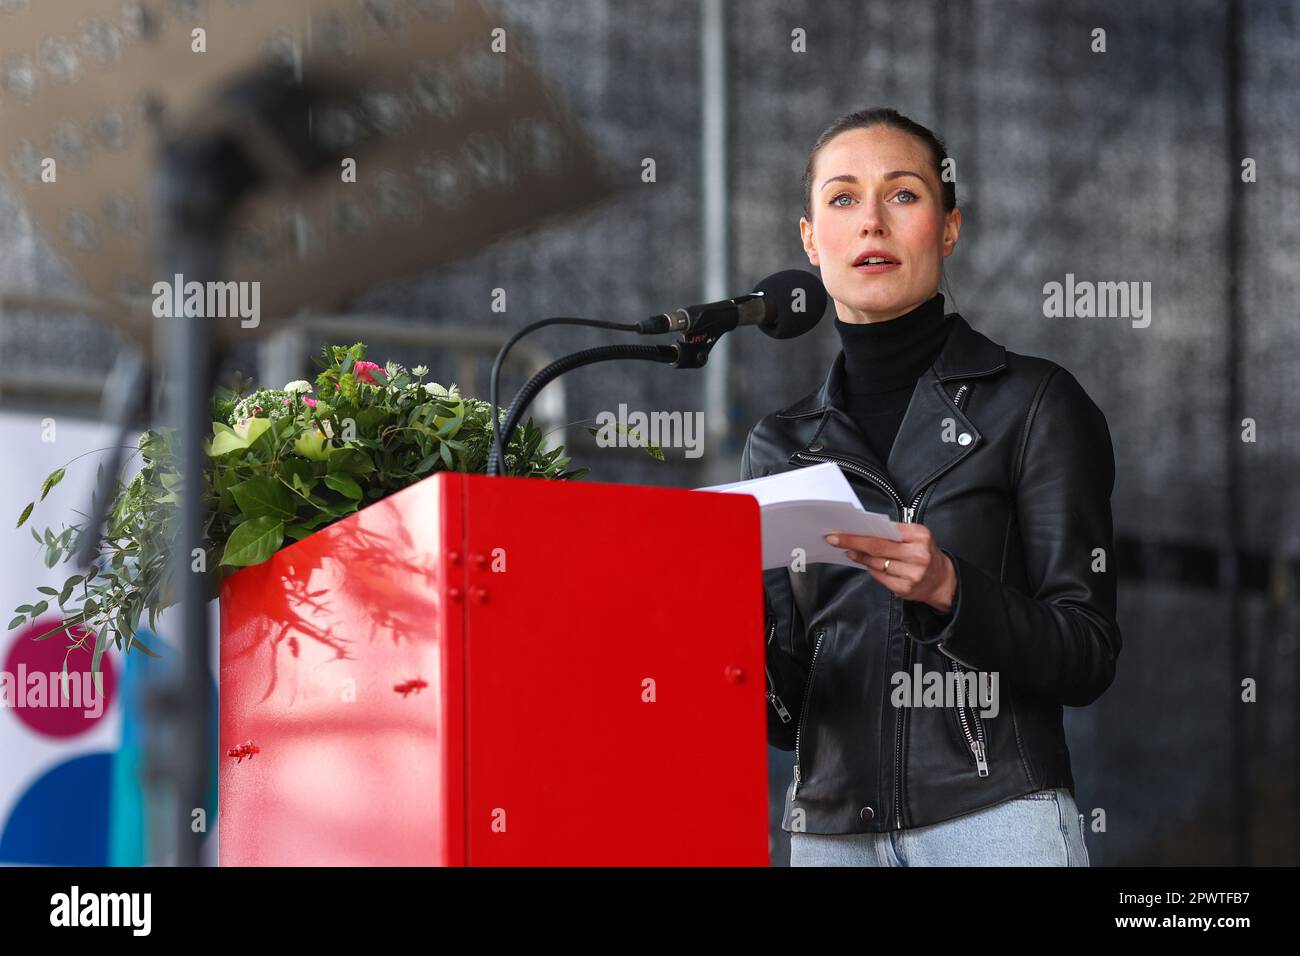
[753,269,828,339]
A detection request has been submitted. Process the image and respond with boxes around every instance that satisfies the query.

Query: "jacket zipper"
[791,448,922,825]
[765,611,793,724]
[789,380,978,827]
[935,379,982,770]
[949,658,990,776]
[792,626,826,796]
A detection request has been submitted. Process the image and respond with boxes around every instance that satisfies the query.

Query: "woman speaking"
[742,107,1120,866]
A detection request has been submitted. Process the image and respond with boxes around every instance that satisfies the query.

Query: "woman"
[742,108,1120,866]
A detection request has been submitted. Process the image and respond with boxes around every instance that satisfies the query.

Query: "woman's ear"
[941,207,963,257]
[799,216,820,266]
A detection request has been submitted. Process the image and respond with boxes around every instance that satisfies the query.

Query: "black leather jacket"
[741,311,1121,834]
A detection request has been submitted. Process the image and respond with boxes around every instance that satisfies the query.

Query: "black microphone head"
[753,269,828,339]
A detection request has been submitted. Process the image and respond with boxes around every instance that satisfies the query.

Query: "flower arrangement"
[10,342,586,672]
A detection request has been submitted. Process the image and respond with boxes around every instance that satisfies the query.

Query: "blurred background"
[0,0,1297,866]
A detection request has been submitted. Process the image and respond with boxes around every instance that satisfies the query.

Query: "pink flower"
[334,360,383,390]
[303,396,318,407]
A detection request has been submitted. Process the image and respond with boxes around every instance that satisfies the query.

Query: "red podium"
[218,471,769,865]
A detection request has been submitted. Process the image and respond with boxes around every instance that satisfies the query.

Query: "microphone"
[636,269,827,339]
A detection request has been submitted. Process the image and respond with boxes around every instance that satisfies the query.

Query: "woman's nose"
[858,201,888,235]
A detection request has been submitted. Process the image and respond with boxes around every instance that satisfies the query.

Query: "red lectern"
[218,471,769,865]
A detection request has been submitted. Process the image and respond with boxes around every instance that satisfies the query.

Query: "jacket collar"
[775,312,1009,504]
[776,312,1005,420]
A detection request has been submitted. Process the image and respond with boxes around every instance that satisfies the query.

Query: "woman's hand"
[824,523,957,614]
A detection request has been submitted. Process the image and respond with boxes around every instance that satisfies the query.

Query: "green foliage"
[10,342,589,673]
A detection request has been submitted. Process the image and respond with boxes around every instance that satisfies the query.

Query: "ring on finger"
[883,558,891,573]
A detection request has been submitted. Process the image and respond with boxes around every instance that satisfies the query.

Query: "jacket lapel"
[778,312,1009,505]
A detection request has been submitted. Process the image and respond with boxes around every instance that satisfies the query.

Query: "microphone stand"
[488,317,642,479]
[488,305,742,477]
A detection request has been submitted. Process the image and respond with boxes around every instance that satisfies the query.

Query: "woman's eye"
[830,189,918,207]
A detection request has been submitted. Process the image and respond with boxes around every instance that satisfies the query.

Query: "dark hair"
[801,107,957,221]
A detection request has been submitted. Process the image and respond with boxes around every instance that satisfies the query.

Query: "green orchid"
[292,423,334,461]
[205,417,272,457]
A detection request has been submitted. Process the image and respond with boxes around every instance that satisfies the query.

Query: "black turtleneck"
[833,292,954,466]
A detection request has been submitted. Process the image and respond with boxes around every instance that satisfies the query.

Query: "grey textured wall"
[1,0,1297,865]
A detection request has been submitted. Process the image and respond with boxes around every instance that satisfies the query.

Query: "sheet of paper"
[697,461,902,570]
[698,460,860,507]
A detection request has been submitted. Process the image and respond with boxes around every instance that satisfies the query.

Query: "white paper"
[697,461,901,570]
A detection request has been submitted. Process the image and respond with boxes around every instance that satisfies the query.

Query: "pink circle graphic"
[2,617,116,738]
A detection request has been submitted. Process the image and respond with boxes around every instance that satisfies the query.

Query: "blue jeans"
[789,788,1091,866]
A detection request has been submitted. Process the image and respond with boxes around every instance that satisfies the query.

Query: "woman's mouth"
[853,259,900,274]
[852,253,900,274]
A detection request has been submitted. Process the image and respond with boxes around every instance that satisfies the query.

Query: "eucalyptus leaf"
[91,627,107,677]
[33,619,75,642]
[124,631,161,658]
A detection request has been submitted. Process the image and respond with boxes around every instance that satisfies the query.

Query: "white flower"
[411,365,429,378]
[283,380,312,395]
[424,382,460,398]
